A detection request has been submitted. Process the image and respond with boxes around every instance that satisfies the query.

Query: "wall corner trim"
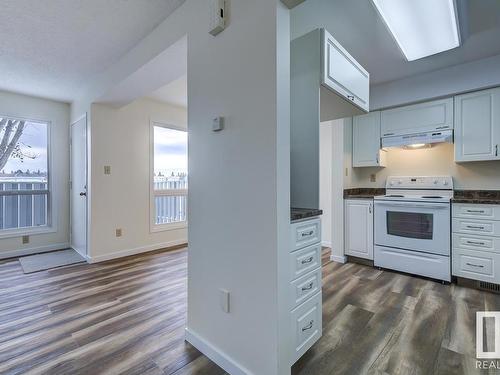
[185,328,251,375]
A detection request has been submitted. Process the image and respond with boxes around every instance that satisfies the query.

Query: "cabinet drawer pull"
[301,257,314,264]
[466,240,486,246]
[301,283,314,291]
[301,230,314,237]
[466,262,484,268]
[302,320,314,332]
[466,225,485,230]
[467,210,485,214]
[383,133,395,136]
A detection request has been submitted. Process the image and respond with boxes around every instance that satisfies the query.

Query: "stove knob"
[433,180,439,185]
[397,180,402,185]
[443,180,449,186]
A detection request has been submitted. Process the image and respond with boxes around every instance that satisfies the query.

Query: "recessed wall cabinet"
[321,29,370,112]
[381,98,453,137]
[352,111,386,167]
[452,204,500,283]
[454,87,500,162]
[344,199,373,260]
[289,217,322,364]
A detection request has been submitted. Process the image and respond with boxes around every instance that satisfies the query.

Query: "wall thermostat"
[209,0,226,36]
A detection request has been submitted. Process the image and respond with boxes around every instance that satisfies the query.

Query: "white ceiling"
[147,75,187,108]
[0,0,185,103]
[292,0,500,85]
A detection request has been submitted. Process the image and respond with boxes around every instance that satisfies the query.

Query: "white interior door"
[71,115,88,257]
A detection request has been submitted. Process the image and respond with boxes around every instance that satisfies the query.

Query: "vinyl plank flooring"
[1,246,499,375]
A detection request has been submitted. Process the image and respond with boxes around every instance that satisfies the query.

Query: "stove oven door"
[374,200,450,256]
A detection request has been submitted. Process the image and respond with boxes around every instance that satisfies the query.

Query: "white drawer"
[290,218,321,252]
[453,233,500,254]
[453,204,500,221]
[452,218,500,237]
[289,244,322,281]
[290,268,322,310]
[452,248,500,283]
[290,291,322,365]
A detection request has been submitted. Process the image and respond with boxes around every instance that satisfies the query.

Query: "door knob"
[79,192,87,197]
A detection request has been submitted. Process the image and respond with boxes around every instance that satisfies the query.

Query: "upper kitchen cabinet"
[381,98,453,137]
[353,111,386,167]
[321,29,370,113]
[455,87,500,162]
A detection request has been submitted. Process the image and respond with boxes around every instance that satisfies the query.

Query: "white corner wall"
[0,90,70,259]
[319,123,332,247]
[89,98,187,262]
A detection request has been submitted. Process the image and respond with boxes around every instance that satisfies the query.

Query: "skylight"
[372,0,460,61]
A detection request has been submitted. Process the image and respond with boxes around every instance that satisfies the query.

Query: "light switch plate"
[212,116,224,132]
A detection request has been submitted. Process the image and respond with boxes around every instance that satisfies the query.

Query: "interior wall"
[89,98,187,261]
[319,123,332,247]
[345,125,500,189]
[0,90,70,259]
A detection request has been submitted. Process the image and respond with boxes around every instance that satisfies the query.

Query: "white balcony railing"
[153,175,187,225]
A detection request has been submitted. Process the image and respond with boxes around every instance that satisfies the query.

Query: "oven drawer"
[290,268,322,310]
[453,204,500,221]
[452,218,500,237]
[374,245,450,281]
[290,218,321,252]
[290,291,322,365]
[452,248,500,283]
[452,233,500,254]
[290,244,322,281]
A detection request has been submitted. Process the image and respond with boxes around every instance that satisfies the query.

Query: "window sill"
[151,221,188,233]
[0,226,57,240]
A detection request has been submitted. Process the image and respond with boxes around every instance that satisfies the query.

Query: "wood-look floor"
[0,247,497,374]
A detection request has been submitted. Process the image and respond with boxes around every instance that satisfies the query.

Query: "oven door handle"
[375,202,449,210]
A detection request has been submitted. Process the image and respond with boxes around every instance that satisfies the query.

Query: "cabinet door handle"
[466,262,484,268]
[376,154,379,164]
[347,95,355,101]
[496,144,498,157]
[466,225,485,230]
[301,282,314,291]
[301,230,314,237]
[466,240,485,246]
[301,257,314,265]
[383,133,395,136]
[369,204,372,214]
[302,320,314,331]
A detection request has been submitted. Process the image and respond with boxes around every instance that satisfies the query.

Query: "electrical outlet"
[370,174,377,182]
[22,235,29,244]
[219,289,230,313]
[104,165,111,175]
[115,228,122,237]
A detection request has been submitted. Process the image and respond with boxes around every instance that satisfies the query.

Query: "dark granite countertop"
[291,208,323,221]
[453,190,500,205]
[344,188,385,199]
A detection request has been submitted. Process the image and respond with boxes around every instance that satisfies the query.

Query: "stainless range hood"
[382,129,453,148]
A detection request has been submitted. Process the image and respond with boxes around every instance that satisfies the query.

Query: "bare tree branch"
[0,121,25,171]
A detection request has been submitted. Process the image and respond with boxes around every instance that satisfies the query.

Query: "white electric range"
[374,176,453,282]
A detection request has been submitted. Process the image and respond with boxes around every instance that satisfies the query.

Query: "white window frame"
[0,114,56,239]
[150,120,188,233]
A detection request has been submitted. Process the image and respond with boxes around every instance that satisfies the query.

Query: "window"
[151,123,187,230]
[0,116,50,234]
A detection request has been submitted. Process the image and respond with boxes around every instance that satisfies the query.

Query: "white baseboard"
[321,241,332,248]
[185,328,251,375]
[0,242,70,260]
[330,254,347,264]
[88,239,187,263]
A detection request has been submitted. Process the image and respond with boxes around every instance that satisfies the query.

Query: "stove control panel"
[386,176,453,190]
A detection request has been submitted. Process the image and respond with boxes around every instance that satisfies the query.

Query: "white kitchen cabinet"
[321,29,369,112]
[344,199,373,260]
[454,88,500,162]
[352,111,386,167]
[381,98,453,137]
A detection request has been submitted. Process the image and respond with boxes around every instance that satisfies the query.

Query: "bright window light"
[372,0,460,61]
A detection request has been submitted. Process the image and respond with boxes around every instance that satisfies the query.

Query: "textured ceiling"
[0,0,185,102]
[292,0,500,85]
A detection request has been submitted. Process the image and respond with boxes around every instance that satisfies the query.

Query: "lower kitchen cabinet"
[452,203,500,283]
[344,199,374,260]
